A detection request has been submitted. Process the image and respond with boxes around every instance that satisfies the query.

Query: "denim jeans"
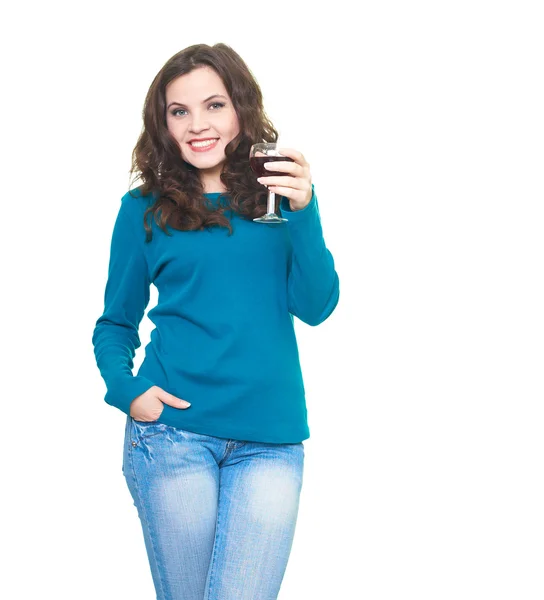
[122,415,305,599]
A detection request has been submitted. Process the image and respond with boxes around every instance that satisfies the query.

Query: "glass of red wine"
[250,142,294,223]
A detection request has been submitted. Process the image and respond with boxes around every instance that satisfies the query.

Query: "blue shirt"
[92,185,340,443]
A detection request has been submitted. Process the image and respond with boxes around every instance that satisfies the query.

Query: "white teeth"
[190,139,218,148]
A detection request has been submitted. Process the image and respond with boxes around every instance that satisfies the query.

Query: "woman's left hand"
[257,147,313,211]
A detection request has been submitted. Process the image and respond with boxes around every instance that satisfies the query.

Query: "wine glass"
[250,143,294,223]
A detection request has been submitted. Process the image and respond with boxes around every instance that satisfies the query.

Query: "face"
[165,66,240,189]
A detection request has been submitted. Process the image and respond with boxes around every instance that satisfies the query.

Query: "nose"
[188,111,210,134]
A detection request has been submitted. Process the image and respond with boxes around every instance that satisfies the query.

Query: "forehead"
[165,66,228,101]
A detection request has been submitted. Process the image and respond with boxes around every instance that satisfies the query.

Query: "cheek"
[167,122,188,149]
[167,120,186,139]
[228,114,240,136]
[166,123,189,161]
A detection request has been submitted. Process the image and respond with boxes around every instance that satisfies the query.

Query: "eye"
[170,102,225,118]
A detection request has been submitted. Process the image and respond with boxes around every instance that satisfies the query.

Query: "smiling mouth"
[188,139,219,149]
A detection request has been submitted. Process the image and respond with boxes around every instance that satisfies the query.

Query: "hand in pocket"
[130,386,191,422]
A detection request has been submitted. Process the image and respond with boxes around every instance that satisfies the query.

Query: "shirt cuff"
[280,184,317,215]
[105,375,156,416]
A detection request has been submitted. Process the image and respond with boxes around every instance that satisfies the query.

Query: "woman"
[92,42,340,600]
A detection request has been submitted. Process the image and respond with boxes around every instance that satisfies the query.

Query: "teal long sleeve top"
[92,185,339,443]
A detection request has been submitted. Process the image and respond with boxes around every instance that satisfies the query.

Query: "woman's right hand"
[129,386,191,422]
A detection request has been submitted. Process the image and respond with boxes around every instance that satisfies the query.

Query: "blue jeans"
[122,415,305,599]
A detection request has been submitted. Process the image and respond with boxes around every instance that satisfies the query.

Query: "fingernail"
[181,400,191,407]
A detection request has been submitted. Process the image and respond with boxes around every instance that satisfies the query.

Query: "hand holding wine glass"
[250,143,293,223]
[250,144,313,218]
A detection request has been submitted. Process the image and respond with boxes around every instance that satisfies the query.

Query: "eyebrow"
[167,94,228,109]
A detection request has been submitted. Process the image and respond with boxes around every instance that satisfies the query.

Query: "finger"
[257,175,302,189]
[159,390,191,408]
[266,186,308,203]
[277,147,308,166]
[263,160,304,176]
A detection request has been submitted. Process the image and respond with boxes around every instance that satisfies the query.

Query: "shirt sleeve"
[91,197,156,416]
[280,185,340,326]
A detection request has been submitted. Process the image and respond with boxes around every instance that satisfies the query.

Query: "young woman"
[92,42,340,600]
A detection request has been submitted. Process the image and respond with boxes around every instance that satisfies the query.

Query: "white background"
[2,1,543,598]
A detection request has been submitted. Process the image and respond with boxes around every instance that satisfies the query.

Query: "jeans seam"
[127,422,167,599]
[204,484,223,600]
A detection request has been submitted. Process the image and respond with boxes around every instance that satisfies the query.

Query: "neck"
[200,168,226,194]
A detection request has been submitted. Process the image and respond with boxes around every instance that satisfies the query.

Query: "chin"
[184,153,226,169]
[194,160,224,171]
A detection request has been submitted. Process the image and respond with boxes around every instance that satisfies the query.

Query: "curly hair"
[127,43,280,241]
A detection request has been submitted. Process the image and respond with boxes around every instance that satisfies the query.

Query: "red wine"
[250,156,294,178]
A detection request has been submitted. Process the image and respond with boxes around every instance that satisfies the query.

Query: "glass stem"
[267,190,275,214]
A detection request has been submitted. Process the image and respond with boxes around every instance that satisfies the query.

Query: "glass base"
[253,213,288,224]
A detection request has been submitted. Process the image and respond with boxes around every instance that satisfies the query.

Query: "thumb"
[157,389,191,409]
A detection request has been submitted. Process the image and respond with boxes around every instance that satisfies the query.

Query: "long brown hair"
[128,43,279,241]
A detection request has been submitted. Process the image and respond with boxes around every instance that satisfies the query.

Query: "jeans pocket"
[131,418,169,440]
